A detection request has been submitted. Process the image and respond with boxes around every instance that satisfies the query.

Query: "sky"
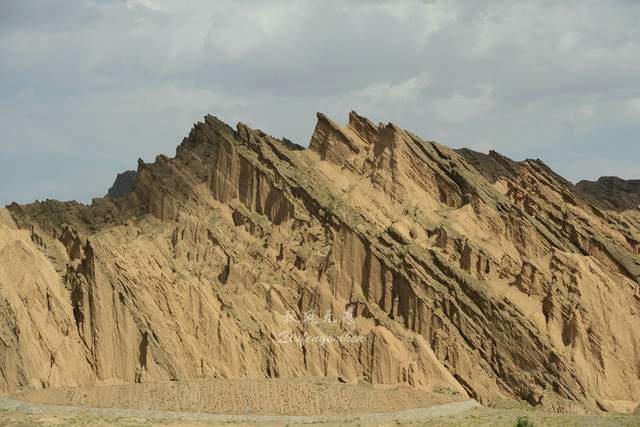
[1,0,640,205]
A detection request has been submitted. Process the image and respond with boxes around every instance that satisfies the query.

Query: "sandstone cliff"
[2,113,640,413]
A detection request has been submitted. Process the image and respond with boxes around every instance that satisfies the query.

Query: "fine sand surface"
[1,397,639,426]
[10,378,463,416]
[2,379,639,426]
[0,395,479,425]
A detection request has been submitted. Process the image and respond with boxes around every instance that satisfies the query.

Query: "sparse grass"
[515,416,534,427]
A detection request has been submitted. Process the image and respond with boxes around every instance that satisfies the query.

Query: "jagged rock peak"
[309,112,363,163]
[3,111,640,414]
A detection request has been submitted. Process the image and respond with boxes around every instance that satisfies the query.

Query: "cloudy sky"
[2,0,640,204]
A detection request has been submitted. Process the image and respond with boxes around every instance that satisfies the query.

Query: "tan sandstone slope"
[1,112,640,413]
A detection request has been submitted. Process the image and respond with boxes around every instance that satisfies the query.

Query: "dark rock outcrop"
[577,176,640,211]
[106,170,137,199]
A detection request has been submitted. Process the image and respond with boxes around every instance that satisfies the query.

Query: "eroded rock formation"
[106,170,137,199]
[2,113,640,413]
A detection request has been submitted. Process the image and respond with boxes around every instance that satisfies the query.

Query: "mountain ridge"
[1,112,640,414]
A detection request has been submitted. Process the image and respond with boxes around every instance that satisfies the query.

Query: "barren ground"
[1,379,639,426]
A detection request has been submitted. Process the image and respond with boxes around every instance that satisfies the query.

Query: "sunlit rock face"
[2,112,640,414]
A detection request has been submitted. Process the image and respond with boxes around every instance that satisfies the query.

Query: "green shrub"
[515,416,534,427]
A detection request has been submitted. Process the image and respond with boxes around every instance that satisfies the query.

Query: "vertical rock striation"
[1,113,640,413]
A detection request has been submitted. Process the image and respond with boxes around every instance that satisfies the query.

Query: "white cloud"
[2,0,640,203]
[126,0,163,12]
[552,103,597,133]
[357,0,460,45]
[431,85,494,123]
[203,0,307,60]
[623,98,640,121]
[575,104,595,120]
[342,72,432,112]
